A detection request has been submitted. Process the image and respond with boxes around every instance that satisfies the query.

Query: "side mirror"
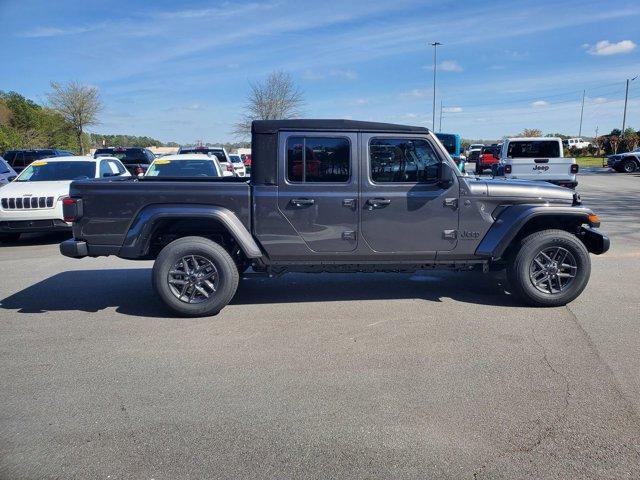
[438,162,455,188]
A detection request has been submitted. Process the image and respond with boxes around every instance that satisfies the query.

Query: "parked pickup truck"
[60,120,609,316]
[493,137,579,188]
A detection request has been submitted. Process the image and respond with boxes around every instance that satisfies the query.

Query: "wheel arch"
[119,204,263,260]
[476,204,598,260]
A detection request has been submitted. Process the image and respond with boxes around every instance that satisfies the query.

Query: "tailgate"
[508,157,576,181]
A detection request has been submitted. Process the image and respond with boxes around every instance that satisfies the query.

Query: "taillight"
[134,166,145,175]
[63,198,77,222]
[570,164,579,174]
[504,165,512,174]
[62,197,82,222]
[226,163,234,172]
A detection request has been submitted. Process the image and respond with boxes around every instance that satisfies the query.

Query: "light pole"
[430,42,442,131]
[622,76,637,135]
[578,89,585,137]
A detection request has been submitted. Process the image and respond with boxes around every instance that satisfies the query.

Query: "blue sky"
[1,0,639,143]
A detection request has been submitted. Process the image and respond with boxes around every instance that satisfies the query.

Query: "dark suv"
[3,149,73,173]
[93,147,155,175]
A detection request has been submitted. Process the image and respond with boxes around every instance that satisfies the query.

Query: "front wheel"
[152,236,239,317]
[507,229,591,307]
[622,158,638,173]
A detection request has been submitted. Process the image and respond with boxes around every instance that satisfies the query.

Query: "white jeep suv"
[0,155,129,242]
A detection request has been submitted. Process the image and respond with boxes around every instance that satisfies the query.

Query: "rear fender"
[119,204,262,259]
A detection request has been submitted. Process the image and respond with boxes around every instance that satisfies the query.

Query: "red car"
[475,145,500,174]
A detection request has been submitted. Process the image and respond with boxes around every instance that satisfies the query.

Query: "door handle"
[366,198,391,210]
[290,198,315,207]
[443,198,458,209]
[342,198,357,209]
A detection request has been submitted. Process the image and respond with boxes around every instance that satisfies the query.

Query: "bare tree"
[47,81,102,154]
[233,71,303,138]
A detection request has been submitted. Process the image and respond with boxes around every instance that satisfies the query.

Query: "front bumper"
[579,226,610,255]
[0,219,71,234]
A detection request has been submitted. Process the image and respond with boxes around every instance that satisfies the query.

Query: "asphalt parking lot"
[1,170,639,479]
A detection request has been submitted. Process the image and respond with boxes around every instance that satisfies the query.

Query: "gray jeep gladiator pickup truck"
[60,120,609,316]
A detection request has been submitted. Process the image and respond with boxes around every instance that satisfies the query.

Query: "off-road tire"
[152,236,239,317]
[507,229,590,307]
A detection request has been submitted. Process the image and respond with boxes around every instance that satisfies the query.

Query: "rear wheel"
[152,236,239,317]
[622,158,638,173]
[0,233,20,243]
[507,229,590,307]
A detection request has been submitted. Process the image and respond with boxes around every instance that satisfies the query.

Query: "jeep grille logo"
[533,165,550,171]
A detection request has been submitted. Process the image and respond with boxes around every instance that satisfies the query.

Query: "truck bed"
[69,177,251,247]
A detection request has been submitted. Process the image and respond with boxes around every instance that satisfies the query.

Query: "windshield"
[507,141,560,158]
[229,155,242,163]
[436,134,457,154]
[95,148,150,164]
[16,161,95,182]
[146,159,221,177]
[0,159,10,174]
[180,148,225,160]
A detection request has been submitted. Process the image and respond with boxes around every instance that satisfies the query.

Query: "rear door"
[277,132,358,252]
[360,133,459,254]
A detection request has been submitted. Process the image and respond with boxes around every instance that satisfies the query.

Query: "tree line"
[0,89,165,155]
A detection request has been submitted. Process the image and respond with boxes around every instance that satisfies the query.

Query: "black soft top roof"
[252,119,429,134]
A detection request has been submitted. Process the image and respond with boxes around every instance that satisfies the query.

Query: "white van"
[495,137,578,189]
[563,138,591,150]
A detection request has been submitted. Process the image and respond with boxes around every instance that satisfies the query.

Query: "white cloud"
[593,97,607,104]
[402,113,419,119]
[585,40,636,56]
[531,100,549,107]
[443,106,462,113]
[20,25,101,38]
[302,68,357,81]
[400,89,428,98]
[440,60,463,72]
[349,98,369,106]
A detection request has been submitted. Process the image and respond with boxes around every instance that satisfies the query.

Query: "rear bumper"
[579,226,610,255]
[60,238,88,258]
[548,179,578,189]
[0,219,71,233]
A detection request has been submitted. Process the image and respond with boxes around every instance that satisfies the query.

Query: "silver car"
[0,156,18,187]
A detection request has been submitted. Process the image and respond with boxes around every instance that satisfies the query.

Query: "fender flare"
[475,204,596,259]
[118,204,262,259]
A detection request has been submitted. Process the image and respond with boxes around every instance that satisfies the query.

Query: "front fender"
[119,204,262,259]
[475,204,597,259]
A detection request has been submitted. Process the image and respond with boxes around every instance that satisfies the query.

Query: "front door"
[360,133,459,254]
[277,132,358,252]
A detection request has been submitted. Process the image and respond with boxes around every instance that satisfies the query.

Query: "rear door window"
[507,141,560,158]
[286,137,350,183]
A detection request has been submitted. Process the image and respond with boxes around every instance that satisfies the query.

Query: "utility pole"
[430,42,442,131]
[622,76,637,135]
[578,89,585,137]
[439,99,443,132]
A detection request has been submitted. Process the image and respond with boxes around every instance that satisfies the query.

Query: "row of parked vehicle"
[0,145,253,242]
